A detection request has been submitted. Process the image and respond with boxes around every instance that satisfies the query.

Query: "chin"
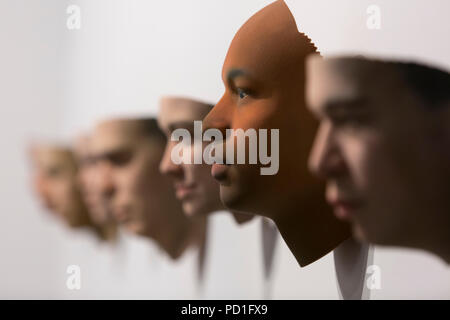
[220,185,256,215]
[182,198,206,216]
[220,185,239,209]
[182,202,196,217]
[90,215,104,226]
[125,222,145,236]
[67,218,82,228]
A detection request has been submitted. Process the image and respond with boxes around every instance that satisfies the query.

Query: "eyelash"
[236,87,249,100]
[110,153,132,166]
[331,114,366,127]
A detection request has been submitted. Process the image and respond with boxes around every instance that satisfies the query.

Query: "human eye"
[46,166,63,178]
[237,87,249,100]
[330,113,371,131]
[109,150,133,167]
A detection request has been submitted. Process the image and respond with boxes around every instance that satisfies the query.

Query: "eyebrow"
[323,97,369,115]
[226,68,250,82]
[93,146,131,162]
[44,164,64,175]
[79,155,96,166]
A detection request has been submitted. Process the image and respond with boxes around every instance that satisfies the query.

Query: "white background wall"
[0,0,449,299]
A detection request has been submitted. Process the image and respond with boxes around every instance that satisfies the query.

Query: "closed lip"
[113,206,132,224]
[174,183,197,200]
[327,197,363,220]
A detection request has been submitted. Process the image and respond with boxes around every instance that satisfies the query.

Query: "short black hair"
[395,62,450,109]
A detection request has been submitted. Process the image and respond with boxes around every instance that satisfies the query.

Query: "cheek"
[230,101,278,158]
[197,164,218,191]
[55,180,69,195]
[342,133,387,191]
[40,182,53,199]
[133,167,151,195]
[137,160,162,196]
[115,168,141,197]
[343,131,411,214]
[229,100,289,188]
[58,181,75,207]
[233,99,278,131]
[185,164,199,182]
[162,142,175,166]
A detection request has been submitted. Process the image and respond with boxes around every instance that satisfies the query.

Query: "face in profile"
[202,0,321,218]
[306,56,450,247]
[91,118,176,237]
[30,145,89,228]
[158,97,223,216]
[74,135,112,226]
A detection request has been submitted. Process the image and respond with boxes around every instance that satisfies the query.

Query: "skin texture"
[73,135,118,242]
[91,118,206,260]
[158,97,225,216]
[30,145,93,229]
[203,0,350,267]
[306,56,450,263]
[158,96,253,224]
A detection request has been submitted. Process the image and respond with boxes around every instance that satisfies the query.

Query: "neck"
[272,185,350,267]
[69,206,91,229]
[157,210,207,261]
[96,222,118,243]
[231,211,254,225]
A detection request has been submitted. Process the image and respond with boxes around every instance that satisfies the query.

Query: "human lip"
[327,197,363,221]
[174,183,197,200]
[211,163,229,184]
[43,199,57,211]
[113,206,132,224]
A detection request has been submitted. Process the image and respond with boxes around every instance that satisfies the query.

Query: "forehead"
[32,147,74,172]
[158,100,211,130]
[222,0,305,81]
[91,120,143,153]
[306,57,403,113]
[73,135,92,159]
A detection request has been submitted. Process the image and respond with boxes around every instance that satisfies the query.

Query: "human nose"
[308,121,345,179]
[159,141,184,178]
